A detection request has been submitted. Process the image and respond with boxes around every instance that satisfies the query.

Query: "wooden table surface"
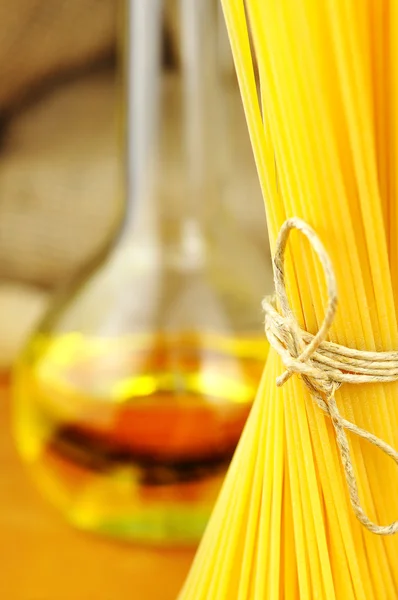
[0,377,196,600]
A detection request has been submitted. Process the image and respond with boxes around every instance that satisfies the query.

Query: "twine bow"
[263,217,398,536]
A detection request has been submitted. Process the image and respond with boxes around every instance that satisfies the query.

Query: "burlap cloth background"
[0,0,268,366]
[0,0,186,113]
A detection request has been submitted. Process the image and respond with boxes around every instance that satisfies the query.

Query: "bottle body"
[15,329,265,541]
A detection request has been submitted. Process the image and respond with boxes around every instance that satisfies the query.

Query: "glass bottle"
[12,0,270,544]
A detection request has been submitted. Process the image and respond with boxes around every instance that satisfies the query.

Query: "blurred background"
[0,0,269,369]
[0,1,272,598]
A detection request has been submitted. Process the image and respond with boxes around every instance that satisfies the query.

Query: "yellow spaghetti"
[178,1,398,598]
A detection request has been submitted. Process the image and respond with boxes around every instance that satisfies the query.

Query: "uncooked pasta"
[178,1,398,598]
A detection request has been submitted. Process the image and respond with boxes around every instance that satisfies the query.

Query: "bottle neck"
[121,0,228,250]
[121,0,162,248]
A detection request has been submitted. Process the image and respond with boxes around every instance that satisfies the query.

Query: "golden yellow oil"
[13,331,267,543]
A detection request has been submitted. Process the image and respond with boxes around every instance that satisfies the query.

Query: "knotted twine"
[263,217,398,536]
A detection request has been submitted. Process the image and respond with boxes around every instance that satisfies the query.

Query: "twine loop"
[263,217,398,536]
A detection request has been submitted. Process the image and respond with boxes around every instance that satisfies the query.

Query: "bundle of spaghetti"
[178,1,398,598]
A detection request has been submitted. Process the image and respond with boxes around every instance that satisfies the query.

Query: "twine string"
[263,217,398,536]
